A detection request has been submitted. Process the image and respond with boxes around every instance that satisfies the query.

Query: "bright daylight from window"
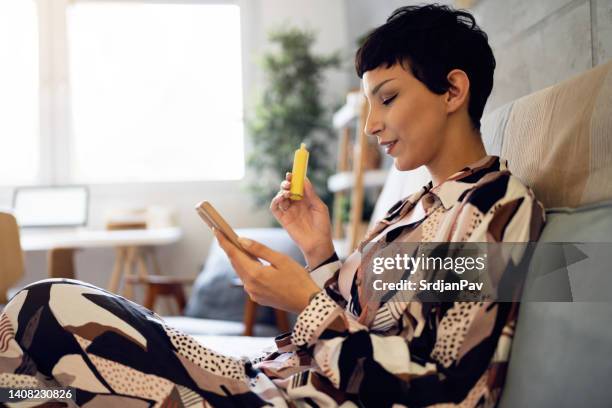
[0,0,39,185]
[68,2,244,183]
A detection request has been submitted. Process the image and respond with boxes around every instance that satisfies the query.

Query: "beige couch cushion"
[500,60,612,208]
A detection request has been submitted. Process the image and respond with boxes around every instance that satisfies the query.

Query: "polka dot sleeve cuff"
[291,291,345,348]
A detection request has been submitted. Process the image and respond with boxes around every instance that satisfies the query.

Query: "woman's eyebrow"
[370,78,396,97]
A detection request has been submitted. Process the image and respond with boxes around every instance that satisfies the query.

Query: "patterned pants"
[0,279,293,407]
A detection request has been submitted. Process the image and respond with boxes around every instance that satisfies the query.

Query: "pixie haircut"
[355,4,495,130]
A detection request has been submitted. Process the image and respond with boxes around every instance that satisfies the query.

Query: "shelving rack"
[329,90,387,258]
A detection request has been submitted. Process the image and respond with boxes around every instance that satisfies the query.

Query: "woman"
[0,5,545,407]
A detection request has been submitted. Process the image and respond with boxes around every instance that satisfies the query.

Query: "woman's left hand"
[214,229,321,314]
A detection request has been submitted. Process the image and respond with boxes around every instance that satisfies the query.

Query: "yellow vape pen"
[290,143,309,200]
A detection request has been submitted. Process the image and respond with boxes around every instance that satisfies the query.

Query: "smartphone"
[195,200,253,257]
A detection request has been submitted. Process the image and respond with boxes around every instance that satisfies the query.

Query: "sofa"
[166,228,301,338]
[180,60,612,406]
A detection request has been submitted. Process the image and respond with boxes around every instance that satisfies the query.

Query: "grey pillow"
[499,200,612,408]
[184,228,304,326]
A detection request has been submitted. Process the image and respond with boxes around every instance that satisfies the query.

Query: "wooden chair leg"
[134,247,147,278]
[108,247,126,293]
[139,280,188,315]
[142,283,160,311]
[243,297,258,336]
[241,295,289,335]
[274,309,290,333]
[122,247,137,299]
[171,284,187,314]
[48,248,76,279]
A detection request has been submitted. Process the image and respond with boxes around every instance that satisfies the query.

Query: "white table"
[20,227,183,295]
[21,227,182,251]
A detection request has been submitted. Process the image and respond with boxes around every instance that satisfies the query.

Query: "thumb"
[303,177,325,208]
[237,237,281,264]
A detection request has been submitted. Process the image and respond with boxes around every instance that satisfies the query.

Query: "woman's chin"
[394,157,421,172]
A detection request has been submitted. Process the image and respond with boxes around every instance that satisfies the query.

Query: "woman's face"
[362,63,448,171]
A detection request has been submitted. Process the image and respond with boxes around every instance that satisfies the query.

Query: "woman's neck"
[426,127,488,187]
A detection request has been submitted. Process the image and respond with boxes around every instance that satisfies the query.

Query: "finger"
[303,177,325,207]
[280,180,291,191]
[285,172,292,181]
[270,191,283,210]
[274,189,292,206]
[270,192,291,212]
[271,189,289,205]
[215,228,241,261]
[237,237,283,265]
[215,229,260,277]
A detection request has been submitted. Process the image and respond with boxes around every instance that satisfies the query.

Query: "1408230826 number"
[1,388,75,402]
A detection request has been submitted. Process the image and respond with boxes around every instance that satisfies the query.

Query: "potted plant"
[246,26,341,212]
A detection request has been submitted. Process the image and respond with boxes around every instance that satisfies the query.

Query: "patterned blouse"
[256,155,546,407]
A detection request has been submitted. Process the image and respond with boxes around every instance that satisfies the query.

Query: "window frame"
[0,0,40,186]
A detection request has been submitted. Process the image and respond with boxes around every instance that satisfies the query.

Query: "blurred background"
[0,0,610,318]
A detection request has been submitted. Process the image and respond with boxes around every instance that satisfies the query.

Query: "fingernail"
[238,237,252,247]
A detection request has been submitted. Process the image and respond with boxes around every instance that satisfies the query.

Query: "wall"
[343,0,612,110]
[1,0,350,308]
[253,0,349,109]
[473,0,612,111]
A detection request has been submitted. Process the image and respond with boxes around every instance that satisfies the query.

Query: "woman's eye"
[382,94,397,105]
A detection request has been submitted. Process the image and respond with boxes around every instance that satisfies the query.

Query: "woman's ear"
[445,69,470,114]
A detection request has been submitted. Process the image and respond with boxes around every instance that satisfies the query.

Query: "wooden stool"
[242,297,290,336]
[107,245,161,299]
[125,275,194,314]
[232,278,290,336]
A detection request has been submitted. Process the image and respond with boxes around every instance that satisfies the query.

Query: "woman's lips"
[384,140,398,155]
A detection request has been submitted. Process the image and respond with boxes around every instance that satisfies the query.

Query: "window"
[67,2,245,183]
[0,0,39,185]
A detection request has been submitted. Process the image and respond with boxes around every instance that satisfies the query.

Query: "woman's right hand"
[270,173,335,267]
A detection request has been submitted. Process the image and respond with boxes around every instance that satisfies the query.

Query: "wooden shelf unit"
[330,90,386,256]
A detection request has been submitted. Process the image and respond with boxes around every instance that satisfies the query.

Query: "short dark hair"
[355,4,495,130]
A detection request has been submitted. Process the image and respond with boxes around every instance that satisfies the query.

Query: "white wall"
[1,0,351,307]
[253,0,350,108]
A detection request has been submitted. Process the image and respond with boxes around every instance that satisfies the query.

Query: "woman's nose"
[364,109,383,137]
